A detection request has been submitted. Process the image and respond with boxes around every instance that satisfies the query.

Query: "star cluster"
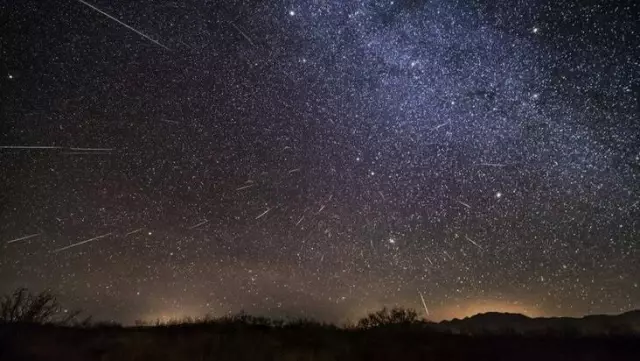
[1,0,638,323]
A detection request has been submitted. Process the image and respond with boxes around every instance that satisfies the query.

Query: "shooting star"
[465,235,483,250]
[1,146,61,150]
[228,21,256,47]
[496,245,508,253]
[7,233,41,244]
[188,220,209,229]
[74,0,170,50]
[236,184,256,191]
[70,147,113,152]
[63,152,111,155]
[125,228,143,236]
[378,191,386,201]
[456,200,472,209]
[288,168,300,174]
[418,291,430,317]
[255,208,271,220]
[52,232,112,253]
[477,163,506,167]
[431,121,450,131]
[317,204,326,214]
[426,256,434,266]
[295,215,305,226]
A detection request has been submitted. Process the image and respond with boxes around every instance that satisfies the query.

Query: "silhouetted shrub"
[357,307,420,329]
[0,287,82,325]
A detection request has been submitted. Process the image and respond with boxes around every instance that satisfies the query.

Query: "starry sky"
[1,0,638,324]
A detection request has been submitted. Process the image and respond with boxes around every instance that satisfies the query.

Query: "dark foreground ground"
[1,322,639,361]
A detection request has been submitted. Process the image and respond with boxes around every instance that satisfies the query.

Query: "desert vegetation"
[1,288,639,361]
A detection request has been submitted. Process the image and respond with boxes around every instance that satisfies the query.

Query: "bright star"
[495,192,503,199]
[288,10,295,16]
[532,27,539,34]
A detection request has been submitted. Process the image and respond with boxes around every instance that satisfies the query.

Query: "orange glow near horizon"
[435,299,546,321]
[136,298,549,325]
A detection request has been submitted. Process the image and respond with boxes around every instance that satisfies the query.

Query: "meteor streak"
[7,233,41,244]
[74,0,170,50]
[52,233,112,253]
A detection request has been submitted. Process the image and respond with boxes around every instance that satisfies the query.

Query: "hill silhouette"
[438,310,640,335]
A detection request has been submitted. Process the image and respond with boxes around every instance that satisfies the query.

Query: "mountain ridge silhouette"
[437,309,640,335]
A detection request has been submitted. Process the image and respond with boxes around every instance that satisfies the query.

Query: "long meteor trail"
[74,0,170,50]
[52,232,112,253]
[0,146,62,150]
[7,233,41,244]
[418,291,430,317]
[70,147,113,152]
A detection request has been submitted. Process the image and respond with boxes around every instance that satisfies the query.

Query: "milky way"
[1,0,638,323]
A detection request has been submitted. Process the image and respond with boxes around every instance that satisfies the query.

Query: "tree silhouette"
[357,307,420,329]
[0,287,81,324]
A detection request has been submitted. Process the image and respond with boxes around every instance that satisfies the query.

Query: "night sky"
[1,0,638,324]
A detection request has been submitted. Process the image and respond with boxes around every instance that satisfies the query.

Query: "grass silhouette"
[1,289,639,360]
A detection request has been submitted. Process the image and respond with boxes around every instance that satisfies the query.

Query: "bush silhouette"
[357,307,421,329]
[0,287,82,324]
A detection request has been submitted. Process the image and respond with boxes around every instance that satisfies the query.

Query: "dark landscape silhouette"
[1,288,639,360]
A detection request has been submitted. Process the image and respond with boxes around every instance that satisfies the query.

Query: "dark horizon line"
[82,308,640,327]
